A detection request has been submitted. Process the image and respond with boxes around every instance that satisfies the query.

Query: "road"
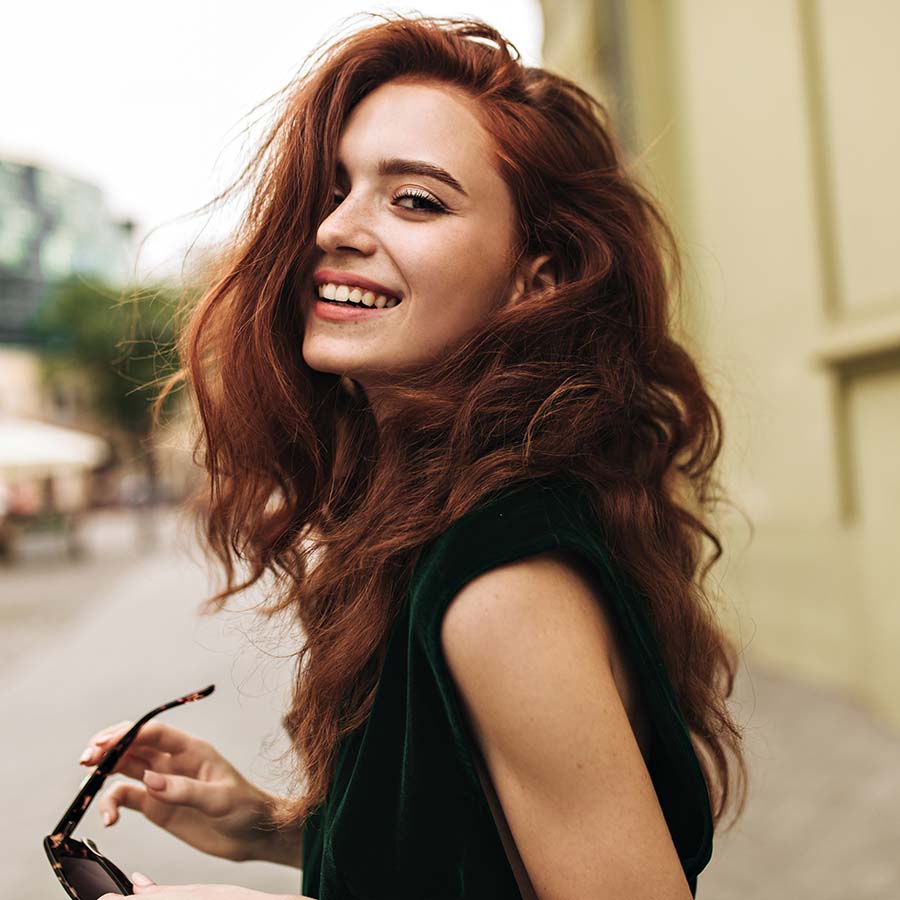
[2,507,899,898]
[1,508,302,898]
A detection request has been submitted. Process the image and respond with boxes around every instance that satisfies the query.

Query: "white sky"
[2,1,543,280]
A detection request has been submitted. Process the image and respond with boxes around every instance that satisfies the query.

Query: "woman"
[87,13,746,900]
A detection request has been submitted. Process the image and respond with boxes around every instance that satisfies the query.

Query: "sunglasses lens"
[59,856,127,897]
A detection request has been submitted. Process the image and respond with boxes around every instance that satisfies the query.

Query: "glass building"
[0,158,135,344]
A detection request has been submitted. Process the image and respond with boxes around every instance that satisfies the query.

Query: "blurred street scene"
[2,506,304,899]
[0,153,200,568]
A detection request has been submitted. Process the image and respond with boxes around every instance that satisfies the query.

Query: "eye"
[392,188,446,214]
[329,187,447,213]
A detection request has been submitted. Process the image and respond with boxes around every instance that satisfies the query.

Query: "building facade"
[540,0,900,728]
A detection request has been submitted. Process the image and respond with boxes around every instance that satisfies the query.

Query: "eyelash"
[393,188,446,213]
[331,188,446,214]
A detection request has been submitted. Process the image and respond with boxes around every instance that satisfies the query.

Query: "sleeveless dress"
[300,475,714,899]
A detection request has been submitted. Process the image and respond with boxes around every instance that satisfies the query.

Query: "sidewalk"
[702,656,900,898]
[1,506,302,898]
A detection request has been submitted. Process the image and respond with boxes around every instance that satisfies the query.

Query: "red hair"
[161,12,747,834]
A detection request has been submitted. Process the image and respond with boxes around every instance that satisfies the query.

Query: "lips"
[313,268,402,301]
[314,300,395,319]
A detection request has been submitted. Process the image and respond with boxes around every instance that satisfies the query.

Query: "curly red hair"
[160,12,747,835]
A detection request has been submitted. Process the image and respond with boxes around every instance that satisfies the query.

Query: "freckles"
[403,215,509,306]
[426,233,483,281]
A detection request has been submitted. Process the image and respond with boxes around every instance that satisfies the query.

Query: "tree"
[29,276,190,506]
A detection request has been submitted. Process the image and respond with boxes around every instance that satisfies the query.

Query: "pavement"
[1,507,303,898]
[2,507,899,899]
[701,656,900,898]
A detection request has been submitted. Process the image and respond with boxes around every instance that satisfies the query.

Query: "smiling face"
[303,78,542,416]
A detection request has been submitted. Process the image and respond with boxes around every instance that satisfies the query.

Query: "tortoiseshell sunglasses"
[43,685,215,899]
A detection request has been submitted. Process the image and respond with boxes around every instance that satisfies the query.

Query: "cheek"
[410,271,505,352]
[408,228,510,312]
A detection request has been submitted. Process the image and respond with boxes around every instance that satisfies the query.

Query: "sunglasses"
[43,684,215,899]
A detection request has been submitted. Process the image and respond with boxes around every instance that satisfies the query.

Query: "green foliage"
[29,276,192,438]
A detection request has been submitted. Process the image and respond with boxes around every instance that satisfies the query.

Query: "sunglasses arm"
[47,685,215,848]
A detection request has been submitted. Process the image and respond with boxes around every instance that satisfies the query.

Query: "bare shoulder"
[440,548,691,899]
[441,547,621,704]
[442,548,650,755]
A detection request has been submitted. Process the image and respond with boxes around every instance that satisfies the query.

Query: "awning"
[0,415,111,480]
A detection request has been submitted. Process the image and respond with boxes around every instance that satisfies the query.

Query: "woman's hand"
[79,720,301,866]
[98,872,315,900]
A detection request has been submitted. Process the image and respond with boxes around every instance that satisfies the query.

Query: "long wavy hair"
[161,12,747,836]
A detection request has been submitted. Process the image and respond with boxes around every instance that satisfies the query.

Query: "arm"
[440,549,693,900]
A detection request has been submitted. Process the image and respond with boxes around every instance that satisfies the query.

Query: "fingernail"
[131,871,155,886]
[102,811,112,826]
[143,770,166,790]
[79,748,94,764]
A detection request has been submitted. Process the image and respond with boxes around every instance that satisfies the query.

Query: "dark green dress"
[300,476,714,899]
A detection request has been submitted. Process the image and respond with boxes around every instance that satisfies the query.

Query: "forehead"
[337,80,495,179]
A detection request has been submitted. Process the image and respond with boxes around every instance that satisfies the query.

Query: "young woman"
[86,14,746,900]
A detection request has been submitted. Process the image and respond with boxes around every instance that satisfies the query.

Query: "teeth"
[317,282,400,308]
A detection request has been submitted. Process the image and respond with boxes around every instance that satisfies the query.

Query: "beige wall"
[541,1,900,727]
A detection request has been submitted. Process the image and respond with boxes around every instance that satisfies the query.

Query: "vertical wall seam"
[797,0,855,522]
[796,0,843,321]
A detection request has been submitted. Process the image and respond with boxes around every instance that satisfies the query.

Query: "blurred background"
[2,2,898,898]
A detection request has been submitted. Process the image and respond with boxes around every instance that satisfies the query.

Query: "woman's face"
[303,78,544,413]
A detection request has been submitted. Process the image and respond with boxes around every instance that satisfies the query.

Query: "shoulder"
[440,548,692,898]
[441,547,620,703]
[439,547,626,784]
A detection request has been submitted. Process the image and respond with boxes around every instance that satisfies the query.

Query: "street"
[1,508,303,898]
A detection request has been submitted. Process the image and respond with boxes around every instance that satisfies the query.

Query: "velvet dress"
[300,475,714,899]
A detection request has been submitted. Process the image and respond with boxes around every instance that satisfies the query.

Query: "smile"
[313,295,402,322]
[317,283,401,309]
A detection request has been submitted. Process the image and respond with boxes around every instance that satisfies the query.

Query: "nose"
[316,191,378,256]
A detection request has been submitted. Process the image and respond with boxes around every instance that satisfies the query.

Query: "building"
[0,156,135,344]
[541,1,900,728]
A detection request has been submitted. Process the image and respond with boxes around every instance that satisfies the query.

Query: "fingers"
[81,741,172,776]
[82,721,210,771]
[99,767,232,823]
[98,782,151,827]
[140,771,232,818]
[109,750,171,781]
[91,720,195,755]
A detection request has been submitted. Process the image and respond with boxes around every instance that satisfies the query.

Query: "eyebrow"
[335,157,469,198]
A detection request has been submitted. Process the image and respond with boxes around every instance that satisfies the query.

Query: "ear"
[506,253,557,306]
